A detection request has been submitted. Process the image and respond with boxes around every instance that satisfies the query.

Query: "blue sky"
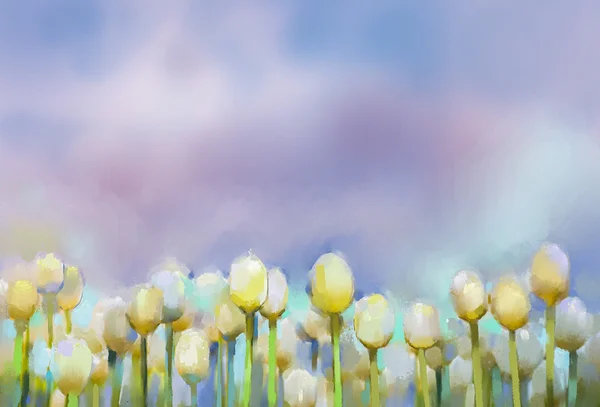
[1,1,600,318]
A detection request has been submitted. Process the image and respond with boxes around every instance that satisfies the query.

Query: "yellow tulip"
[35,253,64,294]
[354,294,395,349]
[229,253,268,313]
[530,243,570,307]
[309,253,355,315]
[127,285,164,336]
[7,279,38,321]
[52,337,93,396]
[490,277,530,332]
[450,270,487,322]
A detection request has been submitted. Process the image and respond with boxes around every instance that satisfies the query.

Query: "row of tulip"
[0,242,589,407]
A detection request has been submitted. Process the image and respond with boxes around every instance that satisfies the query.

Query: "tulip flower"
[353,294,395,407]
[555,297,592,407]
[6,263,39,407]
[57,265,84,335]
[174,329,210,407]
[283,369,318,407]
[51,337,93,406]
[530,243,570,407]
[259,267,288,407]
[229,252,268,407]
[308,253,355,407]
[150,257,190,407]
[126,285,163,406]
[403,302,441,407]
[490,275,530,407]
[89,349,109,407]
[100,298,137,407]
[528,360,568,407]
[450,270,487,407]
[215,296,245,407]
[297,307,331,372]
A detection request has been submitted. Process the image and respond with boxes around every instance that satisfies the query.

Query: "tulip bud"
[51,337,93,396]
[490,276,530,331]
[172,306,195,333]
[492,327,543,379]
[260,267,288,320]
[150,258,189,323]
[449,356,473,392]
[8,279,39,321]
[529,360,568,406]
[175,329,211,385]
[127,285,164,336]
[555,297,593,352]
[298,307,331,344]
[229,253,268,313]
[283,368,318,407]
[354,294,395,349]
[194,271,229,312]
[450,270,487,322]
[215,299,245,339]
[102,298,137,355]
[403,302,441,349]
[35,253,64,294]
[56,265,84,311]
[309,253,355,315]
[90,350,109,386]
[530,243,570,306]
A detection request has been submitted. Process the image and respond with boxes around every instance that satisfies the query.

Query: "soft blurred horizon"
[2,1,600,313]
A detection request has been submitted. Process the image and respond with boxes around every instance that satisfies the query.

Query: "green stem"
[166,322,174,407]
[418,348,431,407]
[442,366,451,406]
[110,355,122,407]
[216,335,222,407]
[64,310,72,335]
[435,368,442,407]
[470,322,485,407]
[243,313,255,407]
[190,383,198,407]
[268,319,277,407]
[227,340,235,407]
[546,306,556,407]
[311,340,319,372]
[20,322,30,407]
[567,351,578,407]
[131,357,140,407]
[66,392,78,407]
[330,314,343,407]
[141,336,148,407]
[369,348,380,407]
[92,384,99,407]
[46,295,54,407]
[508,330,521,407]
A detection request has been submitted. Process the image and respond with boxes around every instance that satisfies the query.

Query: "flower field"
[0,245,597,407]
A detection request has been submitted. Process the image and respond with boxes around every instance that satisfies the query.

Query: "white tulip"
[102,297,138,355]
[194,270,229,312]
[555,297,593,352]
[150,257,189,323]
[354,294,395,349]
[35,253,64,294]
[528,360,568,406]
[449,356,473,392]
[380,343,415,395]
[260,267,288,320]
[51,337,94,396]
[403,302,441,349]
[174,329,211,385]
[450,270,487,322]
[283,368,318,407]
[492,327,543,379]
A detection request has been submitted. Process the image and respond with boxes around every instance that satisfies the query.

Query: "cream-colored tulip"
[530,243,570,306]
[50,388,67,407]
[309,253,354,315]
[340,329,370,380]
[283,369,318,407]
[492,327,543,379]
[229,252,268,313]
[90,349,109,385]
[56,265,84,311]
[175,329,211,385]
[172,305,195,333]
[35,253,64,294]
[127,285,164,336]
[72,326,105,355]
[555,297,592,352]
[194,271,229,312]
[299,307,331,344]
[150,257,189,323]
[7,279,39,321]
[354,294,395,349]
[102,298,137,355]
[490,276,530,331]
[449,356,473,392]
[51,337,93,395]
[456,334,496,369]
[260,267,288,320]
[528,360,568,407]
[403,302,441,349]
[277,318,299,372]
[215,298,245,339]
[450,270,487,322]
